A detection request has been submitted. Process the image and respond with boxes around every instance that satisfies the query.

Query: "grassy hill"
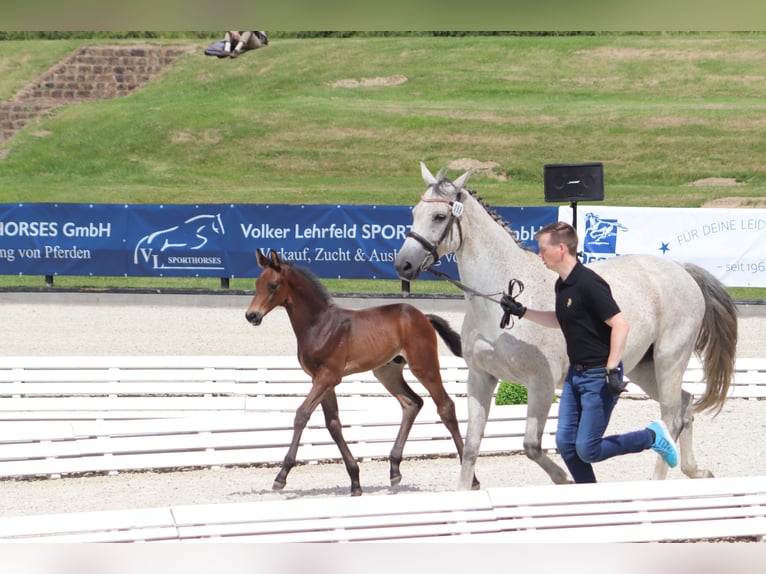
[1,33,764,297]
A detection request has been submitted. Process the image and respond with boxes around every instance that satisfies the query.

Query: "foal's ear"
[420,161,438,186]
[268,249,282,270]
[256,249,269,268]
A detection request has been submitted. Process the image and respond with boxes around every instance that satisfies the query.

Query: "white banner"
[557,206,766,287]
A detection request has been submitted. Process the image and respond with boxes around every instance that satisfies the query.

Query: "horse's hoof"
[390,474,403,486]
[272,480,286,491]
[693,470,714,479]
[351,488,363,497]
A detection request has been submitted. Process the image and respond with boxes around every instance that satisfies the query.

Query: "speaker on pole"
[544,162,604,203]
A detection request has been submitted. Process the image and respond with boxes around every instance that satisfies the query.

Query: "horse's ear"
[453,169,472,191]
[268,249,282,270]
[256,249,269,268]
[420,161,438,186]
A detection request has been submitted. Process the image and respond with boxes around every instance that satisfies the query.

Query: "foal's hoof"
[390,474,403,487]
[272,479,286,491]
[351,488,363,497]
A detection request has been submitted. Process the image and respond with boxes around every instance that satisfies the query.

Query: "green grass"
[1,33,764,299]
[5,274,464,296]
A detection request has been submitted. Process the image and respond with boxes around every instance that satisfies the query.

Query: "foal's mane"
[286,262,333,304]
[432,175,525,248]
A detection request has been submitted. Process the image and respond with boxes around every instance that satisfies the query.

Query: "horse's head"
[245,249,290,326]
[394,161,472,280]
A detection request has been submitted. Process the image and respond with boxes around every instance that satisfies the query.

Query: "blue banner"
[0,203,558,280]
[0,203,127,277]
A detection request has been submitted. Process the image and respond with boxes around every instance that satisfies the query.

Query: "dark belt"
[572,362,606,372]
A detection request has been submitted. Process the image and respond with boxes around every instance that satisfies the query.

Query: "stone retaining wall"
[0,44,194,142]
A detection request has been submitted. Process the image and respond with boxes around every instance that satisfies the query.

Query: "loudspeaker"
[544,162,604,203]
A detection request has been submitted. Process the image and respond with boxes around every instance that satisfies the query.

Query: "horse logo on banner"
[583,212,629,262]
[133,213,226,272]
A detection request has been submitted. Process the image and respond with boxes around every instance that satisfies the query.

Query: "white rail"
[0,355,761,479]
[1,476,764,543]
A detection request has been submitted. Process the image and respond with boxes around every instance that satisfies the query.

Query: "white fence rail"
[1,475,764,543]
[0,355,468,420]
[1,356,764,544]
[0,356,763,421]
[0,355,762,480]
[0,405,556,479]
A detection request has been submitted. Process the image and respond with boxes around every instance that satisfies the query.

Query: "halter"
[406,186,515,313]
[405,189,465,268]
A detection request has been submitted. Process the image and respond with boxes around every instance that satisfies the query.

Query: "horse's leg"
[319,388,363,496]
[654,353,704,479]
[625,360,670,479]
[629,355,709,479]
[273,380,332,491]
[524,376,572,485]
[677,388,713,478]
[372,359,424,486]
[406,356,472,485]
[459,368,496,490]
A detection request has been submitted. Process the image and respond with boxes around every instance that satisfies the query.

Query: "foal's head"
[245,249,331,326]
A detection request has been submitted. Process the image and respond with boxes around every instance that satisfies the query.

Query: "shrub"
[495,381,527,405]
[495,381,559,405]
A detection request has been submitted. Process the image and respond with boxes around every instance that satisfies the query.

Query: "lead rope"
[426,269,525,330]
[425,266,504,303]
[498,278,525,330]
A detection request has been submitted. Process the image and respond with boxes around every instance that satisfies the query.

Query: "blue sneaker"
[647,420,678,468]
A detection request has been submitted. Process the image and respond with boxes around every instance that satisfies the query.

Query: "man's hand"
[606,368,627,395]
[499,294,526,328]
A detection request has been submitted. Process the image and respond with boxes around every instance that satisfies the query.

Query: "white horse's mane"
[432,174,527,249]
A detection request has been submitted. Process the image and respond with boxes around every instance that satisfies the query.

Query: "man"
[223,31,269,58]
[500,221,678,483]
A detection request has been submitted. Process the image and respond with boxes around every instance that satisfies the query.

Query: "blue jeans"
[555,363,653,483]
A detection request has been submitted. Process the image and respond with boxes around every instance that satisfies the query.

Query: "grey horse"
[395,162,737,490]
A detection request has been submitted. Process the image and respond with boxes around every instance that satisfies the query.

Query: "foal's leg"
[407,354,476,488]
[273,380,333,491]
[319,388,363,496]
[372,359,424,486]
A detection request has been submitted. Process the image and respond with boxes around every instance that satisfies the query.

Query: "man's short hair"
[535,221,578,256]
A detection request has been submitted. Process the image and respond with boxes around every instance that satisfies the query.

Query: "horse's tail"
[683,263,738,415]
[426,314,462,358]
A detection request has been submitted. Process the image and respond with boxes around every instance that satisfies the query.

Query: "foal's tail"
[426,314,462,358]
[684,263,738,415]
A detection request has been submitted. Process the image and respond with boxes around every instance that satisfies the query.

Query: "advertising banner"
[560,205,766,287]
[0,203,127,276]
[0,203,557,281]
[230,204,415,279]
[3,202,761,286]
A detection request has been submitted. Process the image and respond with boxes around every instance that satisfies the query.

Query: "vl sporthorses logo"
[133,213,225,271]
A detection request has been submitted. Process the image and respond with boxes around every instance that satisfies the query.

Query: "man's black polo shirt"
[555,261,621,367]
